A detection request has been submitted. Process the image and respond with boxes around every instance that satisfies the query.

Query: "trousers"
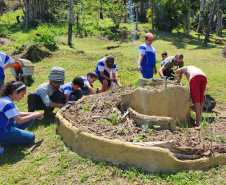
[27,90,63,112]
[0,118,35,146]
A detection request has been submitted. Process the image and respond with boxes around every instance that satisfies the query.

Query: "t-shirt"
[95,57,117,78]
[36,83,55,107]
[61,82,73,95]
[0,96,19,137]
[0,52,14,80]
[81,76,90,88]
[162,56,184,71]
[182,66,207,82]
[139,43,156,67]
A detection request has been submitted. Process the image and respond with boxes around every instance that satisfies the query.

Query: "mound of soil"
[61,85,226,159]
[23,44,51,62]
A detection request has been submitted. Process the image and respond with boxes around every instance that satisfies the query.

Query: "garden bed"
[59,85,225,160]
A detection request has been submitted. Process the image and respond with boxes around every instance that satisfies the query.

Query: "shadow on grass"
[143,29,220,50]
[0,140,43,166]
[27,116,56,131]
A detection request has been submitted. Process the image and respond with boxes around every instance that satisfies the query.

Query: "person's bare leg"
[99,79,108,93]
[194,102,201,126]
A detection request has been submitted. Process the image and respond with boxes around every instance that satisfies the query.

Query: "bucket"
[13,62,23,76]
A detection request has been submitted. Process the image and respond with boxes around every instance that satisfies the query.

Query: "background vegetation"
[0,0,225,184]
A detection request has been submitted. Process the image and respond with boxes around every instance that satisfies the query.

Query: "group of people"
[0,32,208,154]
[138,33,208,127]
[0,53,121,153]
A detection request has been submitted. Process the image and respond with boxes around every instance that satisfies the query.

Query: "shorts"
[190,75,207,104]
[98,75,111,87]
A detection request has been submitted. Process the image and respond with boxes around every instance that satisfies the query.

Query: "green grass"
[0,8,226,184]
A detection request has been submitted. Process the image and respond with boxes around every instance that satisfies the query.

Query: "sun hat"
[48,67,65,85]
[105,55,114,68]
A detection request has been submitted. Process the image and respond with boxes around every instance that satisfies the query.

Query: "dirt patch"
[0,37,11,47]
[61,85,226,159]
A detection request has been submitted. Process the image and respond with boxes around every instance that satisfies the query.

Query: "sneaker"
[0,147,4,154]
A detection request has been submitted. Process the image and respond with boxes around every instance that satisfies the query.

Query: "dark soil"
[61,85,226,159]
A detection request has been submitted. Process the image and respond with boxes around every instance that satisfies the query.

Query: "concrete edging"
[56,111,226,173]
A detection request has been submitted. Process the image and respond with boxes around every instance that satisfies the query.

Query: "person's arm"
[112,73,121,87]
[175,68,184,82]
[85,84,95,94]
[159,65,166,78]
[14,112,43,124]
[100,71,113,82]
[64,94,70,104]
[4,63,14,70]
[37,84,65,108]
[48,102,65,108]
[137,54,144,72]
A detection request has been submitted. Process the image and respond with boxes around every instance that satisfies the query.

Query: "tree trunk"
[187,0,190,35]
[26,0,29,29]
[28,0,33,21]
[204,0,217,46]
[100,0,103,19]
[68,0,73,45]
[151,0,154,30]
[197,0,205,33]
[217,9,223,37]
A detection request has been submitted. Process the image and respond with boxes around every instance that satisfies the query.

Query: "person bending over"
[0,52,15,89]
[159,53,184,80]
[80,72,98,95]
[176,66,207,126]
[61,77,84,103]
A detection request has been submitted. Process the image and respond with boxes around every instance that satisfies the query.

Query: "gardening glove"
[64,101,75,109]
[113,78,118,83]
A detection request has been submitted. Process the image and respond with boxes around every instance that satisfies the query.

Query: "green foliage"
[80,173,90,182]
[34,33,58,51]
[214,134,225,143]
[147,0,186,32]
[105,0,128,29]
[98,118,112,126]
[176,118,189,137]
[108,113,118,125]
[83,104,90,111]
[133,81,141,88]
[114,125,125,135]
[104,101,111,105]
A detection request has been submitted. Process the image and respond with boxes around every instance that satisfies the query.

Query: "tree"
[204,0,217,46]
[147,0,186,32]
[105,0,127,29]
[196,0,205,33]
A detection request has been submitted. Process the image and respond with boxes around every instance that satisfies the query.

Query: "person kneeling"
[27,67,66,116]
[95,55,121,93]
[0,81,43,154]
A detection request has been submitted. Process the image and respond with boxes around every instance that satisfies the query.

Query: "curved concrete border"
[56,111,226,173]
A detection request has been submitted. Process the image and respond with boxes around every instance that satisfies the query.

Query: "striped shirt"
[95,57,117,78]
[0,52,14,80]
[0,96,19,137]
[81,76,90,87]
[61,82,73,95]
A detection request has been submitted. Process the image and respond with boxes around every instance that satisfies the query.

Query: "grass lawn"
[0,9,226,184]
